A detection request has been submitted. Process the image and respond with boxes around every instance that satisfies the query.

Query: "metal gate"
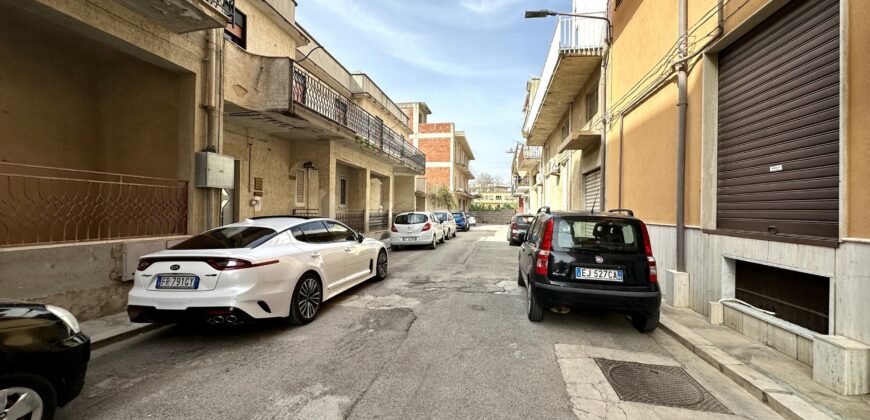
[717,0,839,241]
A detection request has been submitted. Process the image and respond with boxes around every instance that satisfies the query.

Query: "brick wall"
[419,122,453,134]
[400,105,415,133]
[418,137,451,162]
[425,167,450,189]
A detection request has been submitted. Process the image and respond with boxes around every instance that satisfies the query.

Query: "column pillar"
[363,168,371,233]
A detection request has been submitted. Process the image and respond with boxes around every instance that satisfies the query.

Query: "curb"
[89,322,167,350]
[659,313,834,420]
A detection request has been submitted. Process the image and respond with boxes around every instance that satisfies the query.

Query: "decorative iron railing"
[517,145,542,169]
[292,65,426,174]
[291,208,321,217]
[203,0,235,19]
[368,212,389,231]
[0,163,187,247]
[336,209,365,232]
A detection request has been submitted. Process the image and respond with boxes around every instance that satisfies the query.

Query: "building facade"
[399,102,476,211]
[521,0,608,214]
[0,0,425,321]
[600,0,868,395]
[470,185,514,210]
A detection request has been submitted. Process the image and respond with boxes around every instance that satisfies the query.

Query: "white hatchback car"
[390,212,444,250]
[434,211,457,239]
[128,216,388,325]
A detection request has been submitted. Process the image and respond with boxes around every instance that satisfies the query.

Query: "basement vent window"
[735,260,829,334]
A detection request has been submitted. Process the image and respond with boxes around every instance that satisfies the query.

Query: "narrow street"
[58,226,778,420]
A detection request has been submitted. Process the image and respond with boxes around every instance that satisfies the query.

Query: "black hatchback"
[0,301,90,419]
[516,209,661,332]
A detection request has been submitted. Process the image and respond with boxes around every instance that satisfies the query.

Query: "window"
[561,121,569,139]
[325,221,356,242]
[586,89,598,123]
[395,213,428,225]
[295,170,306,206]
[171,226,276,249]
[298,221,333,243]
[339,177,348,208]
[495,195,502,200]
[290,226,306,241]
[224,9,246,49]
[552,217,640,253]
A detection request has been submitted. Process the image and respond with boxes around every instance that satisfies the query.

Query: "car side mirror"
[356,232,365,243]
[517,232,527,242]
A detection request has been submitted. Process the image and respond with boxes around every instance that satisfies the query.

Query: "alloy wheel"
[377,252,388,278]
[1,387,44,420]
[297,278,321,319]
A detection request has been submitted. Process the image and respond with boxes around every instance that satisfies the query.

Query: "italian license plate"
[403,237,416,241]
[575,267,624,282]
[156,275,199,289]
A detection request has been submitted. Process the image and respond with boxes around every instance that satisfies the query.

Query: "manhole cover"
[595,358,732,414]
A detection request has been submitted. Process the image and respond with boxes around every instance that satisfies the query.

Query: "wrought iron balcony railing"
[203,0,235,19]
[517,145,543,170]
[292,65,426,174]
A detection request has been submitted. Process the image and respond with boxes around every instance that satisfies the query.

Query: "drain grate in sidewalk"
[595,358,732,414]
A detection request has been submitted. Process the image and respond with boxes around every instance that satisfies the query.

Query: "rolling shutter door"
[717,0,839,241]
[584,169,601,211]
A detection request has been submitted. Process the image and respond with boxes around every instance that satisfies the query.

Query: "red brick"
[418,138,450,162]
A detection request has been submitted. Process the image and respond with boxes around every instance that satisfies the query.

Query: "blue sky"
[296,0,570,182]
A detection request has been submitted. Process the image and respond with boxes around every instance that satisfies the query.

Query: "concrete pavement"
[58,225,780,419]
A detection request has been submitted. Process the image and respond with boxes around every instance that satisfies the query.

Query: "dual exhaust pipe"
[206,314,243,325]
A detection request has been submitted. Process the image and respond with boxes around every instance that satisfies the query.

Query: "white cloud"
[459,0,523,14]
[311,0,517,78]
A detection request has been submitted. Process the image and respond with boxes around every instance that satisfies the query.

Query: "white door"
[295,221,347,289]
[325,221,370,282]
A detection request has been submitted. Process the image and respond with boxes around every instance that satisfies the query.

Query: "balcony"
[517,145,542,172]
[222,43,426,175]
[523,14,607,146]
[117,0,233,33]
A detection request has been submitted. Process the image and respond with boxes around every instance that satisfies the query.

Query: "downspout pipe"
[599,43,609,212]
[676,0,688,272]
[205,28,220,230]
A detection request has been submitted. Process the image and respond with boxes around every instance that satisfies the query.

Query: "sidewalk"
[80,312,162,350]
[659,305,870,420]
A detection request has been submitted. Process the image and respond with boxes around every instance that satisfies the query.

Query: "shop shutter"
[717,0,839,240]
[584,168,601,211]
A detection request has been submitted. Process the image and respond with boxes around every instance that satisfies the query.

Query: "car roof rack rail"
[607,208,634,217]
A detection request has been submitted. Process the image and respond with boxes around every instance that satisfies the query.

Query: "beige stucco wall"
[223,125,293,219]
[847,0,870,239]
[235,0,297,57]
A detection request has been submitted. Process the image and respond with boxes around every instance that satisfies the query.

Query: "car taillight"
[640,222,657,283]
[205,258,276,271]
[511,222,517,230]
[422,223,431,232]
[391,225,398,232]
[535,218,554,275]
[136,259,154,271]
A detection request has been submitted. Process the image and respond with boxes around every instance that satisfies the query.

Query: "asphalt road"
[57,225,779,420]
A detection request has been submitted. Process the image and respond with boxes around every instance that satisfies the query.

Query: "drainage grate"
[595,358,732,414]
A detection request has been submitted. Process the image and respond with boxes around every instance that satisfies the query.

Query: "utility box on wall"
[195,152,235,189]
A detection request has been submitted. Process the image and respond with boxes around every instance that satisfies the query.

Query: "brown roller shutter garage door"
[717,0,839,242]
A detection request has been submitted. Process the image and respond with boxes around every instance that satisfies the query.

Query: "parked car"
[0,301,90,420]
[434,211,457,239]
[391,212,444,250]
[508,214,535,246]
[128,216,388,326]
[452,211,470,232]
[468,216,477,227]
[516,208,661,332]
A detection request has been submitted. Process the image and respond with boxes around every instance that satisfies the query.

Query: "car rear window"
[552,217,641,253]
[434,212,451,222]
[171,226,277,249]
[452,212,465,220]
[515,216,534,225]
[395,213,428,224]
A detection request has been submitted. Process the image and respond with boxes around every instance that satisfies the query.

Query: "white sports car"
[127,216,388,325]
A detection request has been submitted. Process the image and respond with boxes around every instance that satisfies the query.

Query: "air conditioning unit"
[547,161,561,176]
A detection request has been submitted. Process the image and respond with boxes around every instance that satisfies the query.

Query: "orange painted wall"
[848,0,870,238]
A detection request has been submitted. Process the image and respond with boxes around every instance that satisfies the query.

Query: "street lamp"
[524,9,612,42]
